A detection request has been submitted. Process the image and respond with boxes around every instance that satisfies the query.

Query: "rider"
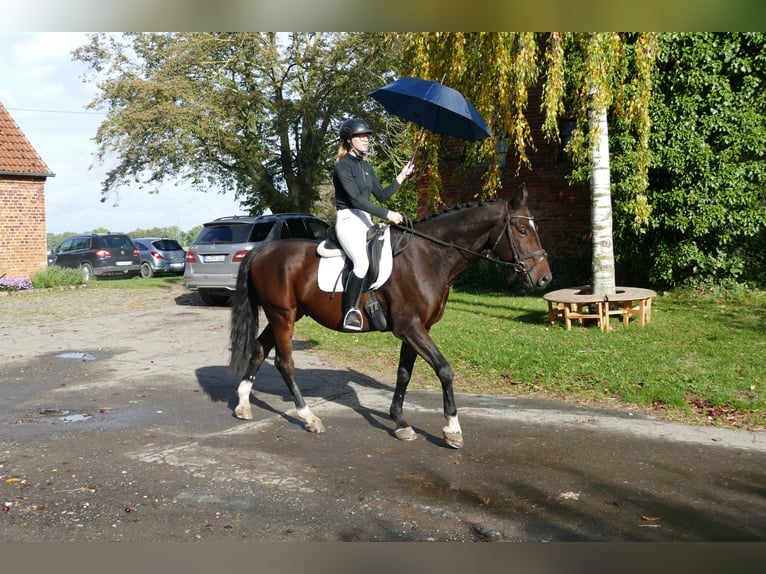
[333,118,415,331]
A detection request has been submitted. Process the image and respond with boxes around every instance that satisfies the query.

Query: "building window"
[558,119,576,163]
[474,138,509,167]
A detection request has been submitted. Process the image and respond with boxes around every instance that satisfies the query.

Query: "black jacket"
[333,153,400,220]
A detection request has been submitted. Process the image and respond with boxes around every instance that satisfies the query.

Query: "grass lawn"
[294,285,766,431]
[88,275,765,430]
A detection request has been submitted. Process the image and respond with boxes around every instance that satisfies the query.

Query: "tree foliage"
[611,33,766,287]
[401,34,654,204]
[402,33,656,295]
[74,32,404,216]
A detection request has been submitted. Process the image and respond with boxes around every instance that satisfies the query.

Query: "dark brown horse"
[229,184,551,448]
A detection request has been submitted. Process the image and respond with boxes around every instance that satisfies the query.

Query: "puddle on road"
[397,471,496,508]
[56,352,97,361]
[37,408,91,423]
[59,413,91,422]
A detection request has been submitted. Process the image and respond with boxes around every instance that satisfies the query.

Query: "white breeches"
[335,208,373,279]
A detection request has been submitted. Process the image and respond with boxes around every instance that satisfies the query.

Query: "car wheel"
[81,263,95,282]
[199,292,231,306]
[140,262,154,279]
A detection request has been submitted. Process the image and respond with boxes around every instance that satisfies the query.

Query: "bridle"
[392,200,548,282]
[491,201,548,283]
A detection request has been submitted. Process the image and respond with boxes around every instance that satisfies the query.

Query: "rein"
[392,201,547,278]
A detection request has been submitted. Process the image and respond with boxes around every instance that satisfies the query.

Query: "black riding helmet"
[339,118,372,146]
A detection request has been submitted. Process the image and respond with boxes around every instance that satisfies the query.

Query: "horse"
[228,183,551,449]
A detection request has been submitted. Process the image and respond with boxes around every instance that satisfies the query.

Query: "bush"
[0,275,33,292]
[31,266,85,289]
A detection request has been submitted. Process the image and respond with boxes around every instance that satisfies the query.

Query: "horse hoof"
[443,431,463,449]
[234,406,253,420]
[305,420,326,434]
[394,426,417,441]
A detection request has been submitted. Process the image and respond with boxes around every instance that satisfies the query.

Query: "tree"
[403,33,656,296]
[610,33,766,287]
[74,32,401,216]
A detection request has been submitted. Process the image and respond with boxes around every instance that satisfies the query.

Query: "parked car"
[49,233,140,281]
[184,213,330,305]
[133,237,186,278]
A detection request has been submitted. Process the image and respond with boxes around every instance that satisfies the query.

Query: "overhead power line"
[6,106,104,116]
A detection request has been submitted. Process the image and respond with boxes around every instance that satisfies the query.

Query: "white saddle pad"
[317,226,393,292]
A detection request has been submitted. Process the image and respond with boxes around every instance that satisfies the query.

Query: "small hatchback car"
[184,213,329,305]
[133,237,186,278]
[50,233,140,281]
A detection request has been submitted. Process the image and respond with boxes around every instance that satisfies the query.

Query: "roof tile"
[0,101,54,177]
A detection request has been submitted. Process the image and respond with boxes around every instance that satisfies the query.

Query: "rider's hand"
[397,160,415,184]
[387,211,404,225]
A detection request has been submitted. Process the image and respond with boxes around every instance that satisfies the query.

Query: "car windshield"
[196,223,257,245]
[101,236,133,249]
[153,240,183,250]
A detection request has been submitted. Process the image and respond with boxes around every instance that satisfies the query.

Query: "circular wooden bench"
[543,286,656,330]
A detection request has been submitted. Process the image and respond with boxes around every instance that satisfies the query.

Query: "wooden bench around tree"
[543,286,656,331]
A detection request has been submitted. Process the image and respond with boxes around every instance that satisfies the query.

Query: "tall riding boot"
[342,273,365,331]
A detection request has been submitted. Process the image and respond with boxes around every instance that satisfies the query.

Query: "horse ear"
[511,183,528,209]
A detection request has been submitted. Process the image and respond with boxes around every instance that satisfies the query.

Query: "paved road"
[0,285,764,541]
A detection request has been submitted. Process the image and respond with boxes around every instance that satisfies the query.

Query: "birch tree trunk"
[588,99,616,296]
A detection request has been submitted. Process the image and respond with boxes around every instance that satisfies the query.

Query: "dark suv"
[184,213,329,305]
[50,233,140,281]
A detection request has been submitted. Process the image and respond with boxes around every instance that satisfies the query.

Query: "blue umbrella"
[369,77,492,142]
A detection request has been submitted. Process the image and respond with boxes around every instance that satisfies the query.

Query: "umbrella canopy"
[369,77,492,141]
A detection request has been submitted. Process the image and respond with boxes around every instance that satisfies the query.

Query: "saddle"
[316,223,393,330]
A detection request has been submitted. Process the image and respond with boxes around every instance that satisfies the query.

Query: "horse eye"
[519,228,528,236]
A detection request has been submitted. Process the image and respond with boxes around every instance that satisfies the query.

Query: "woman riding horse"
[333,118,415,331]
[229,182,551,449]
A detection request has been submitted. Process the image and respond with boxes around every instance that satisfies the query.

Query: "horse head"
[491,184,552,290]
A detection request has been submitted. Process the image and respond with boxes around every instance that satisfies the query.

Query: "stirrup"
[342,308,363,331]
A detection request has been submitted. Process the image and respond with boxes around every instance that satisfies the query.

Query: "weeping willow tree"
[402,32,656,296]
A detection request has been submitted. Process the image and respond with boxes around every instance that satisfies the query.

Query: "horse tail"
[229,246,264,374]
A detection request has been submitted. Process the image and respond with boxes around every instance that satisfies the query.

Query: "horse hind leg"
[286,373,326,434]
[234,347,268,420]
[234,324,275,420]
[272,321,326,434]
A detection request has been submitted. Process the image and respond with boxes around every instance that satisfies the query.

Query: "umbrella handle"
[409,128,426,165]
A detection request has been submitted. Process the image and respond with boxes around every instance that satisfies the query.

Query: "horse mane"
[413,198,501,225]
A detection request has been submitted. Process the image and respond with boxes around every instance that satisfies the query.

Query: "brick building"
[0,102,54,279]
[416,87,591,275]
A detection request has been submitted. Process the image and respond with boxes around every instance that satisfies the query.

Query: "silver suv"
[184,213,330,305]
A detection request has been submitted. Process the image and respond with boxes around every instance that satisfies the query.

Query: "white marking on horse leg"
[296,406,326,434]
[234,379,254,420]
[442,414,463,449]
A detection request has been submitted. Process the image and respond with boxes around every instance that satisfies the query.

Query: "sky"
[0,32,245,235]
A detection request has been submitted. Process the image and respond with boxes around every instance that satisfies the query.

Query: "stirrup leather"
[342,308,363,331]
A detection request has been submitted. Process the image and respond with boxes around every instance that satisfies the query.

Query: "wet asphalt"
[0,286,764,542]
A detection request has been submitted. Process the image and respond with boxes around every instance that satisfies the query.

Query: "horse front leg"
[390,342,418,441]
[399,326,463,449]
